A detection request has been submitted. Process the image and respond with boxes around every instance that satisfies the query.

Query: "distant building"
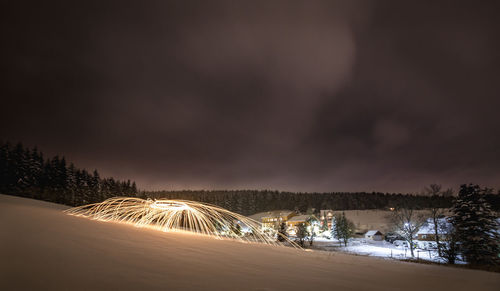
[416,218,450,241]
[286,215,311,228]
[286,214,319,235]
[319,210,334,229]
[365,230,384,241]
[261,211,296,230]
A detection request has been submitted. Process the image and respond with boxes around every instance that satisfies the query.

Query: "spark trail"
[65,197,300,248]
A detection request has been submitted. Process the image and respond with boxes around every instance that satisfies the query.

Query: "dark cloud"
[1,1,499,192]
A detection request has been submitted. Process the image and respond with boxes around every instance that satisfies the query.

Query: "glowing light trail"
[65,197,300,248]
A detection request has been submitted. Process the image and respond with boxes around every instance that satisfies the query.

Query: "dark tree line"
[0,142,138,206]
[2,141,499,216]
[146,189,500,216]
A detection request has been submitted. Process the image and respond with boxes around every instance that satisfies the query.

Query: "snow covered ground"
[345,242,437,261]
[313,237,443,262]
[1,194,499,291]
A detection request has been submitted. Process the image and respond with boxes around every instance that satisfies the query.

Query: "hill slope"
[1,194,499,291]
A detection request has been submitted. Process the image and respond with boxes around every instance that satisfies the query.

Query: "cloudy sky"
[1,1,499,193]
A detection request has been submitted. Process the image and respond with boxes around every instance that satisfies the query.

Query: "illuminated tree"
[306,216,317,246]
[390,207,425,257]
[332,212,354,246]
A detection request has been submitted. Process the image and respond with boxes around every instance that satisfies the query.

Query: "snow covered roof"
[417,218,451,235]
[365,230,383,236]
[261,210,294,219]
[319,210,334,215]
[287,215,311,222]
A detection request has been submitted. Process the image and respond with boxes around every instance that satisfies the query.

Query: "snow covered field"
[313,238,443,262]
[1,195,499,291]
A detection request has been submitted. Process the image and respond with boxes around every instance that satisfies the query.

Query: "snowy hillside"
[1,194,498,291]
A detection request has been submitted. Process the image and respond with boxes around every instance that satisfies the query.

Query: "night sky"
[1,1,499,193]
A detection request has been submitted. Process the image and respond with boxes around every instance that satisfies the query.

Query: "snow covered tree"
[306,216,317,246]
[332,212,354,246]
[449,184,500,265]
[296,223,307,247]
[390,207,426,257]
[277,222,287,242]
[321,216,329,232]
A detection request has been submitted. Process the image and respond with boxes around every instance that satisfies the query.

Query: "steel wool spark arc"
[64,197,300,248]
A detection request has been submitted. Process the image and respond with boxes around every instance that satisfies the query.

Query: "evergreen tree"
[450,184,500,265]
[277,222,288,242]
[306,216,317,246]
[321,216,329,232]
[0,141,138,206]
[0,142,8,193]
[89,170,101,202]
[332,212,354,246]
[66,164,77,205]
[296,223,307,247]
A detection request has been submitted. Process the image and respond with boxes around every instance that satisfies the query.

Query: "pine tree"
[66,164,77,205]
[89,170,101,201]
[131,182,138,197]
[306,216,317,246]
[332,212,354,247]
[321,216,329,232]
[0,142,8,193]
[0,141,138,206]
[450,184,500,265]
[296,223,307,247]
[277,222,288,242]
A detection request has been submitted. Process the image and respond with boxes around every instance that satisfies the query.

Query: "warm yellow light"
[150,200,189,210]
[64,197,301,249]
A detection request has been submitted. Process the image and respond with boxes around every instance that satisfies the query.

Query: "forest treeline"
[146,190,500,216]
[1,141,499,215]
[0,142,138,205]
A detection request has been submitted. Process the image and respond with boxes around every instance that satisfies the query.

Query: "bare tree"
[424,184,453,256]
[439,222,459,264]
[390,208,426,257]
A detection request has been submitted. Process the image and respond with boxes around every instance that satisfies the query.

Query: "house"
[416,218,450,241]
[286,214,319,235]
[319,209,334,229]
[261,211,296,230]
[286,215,311,228]
[365,230,384,241]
